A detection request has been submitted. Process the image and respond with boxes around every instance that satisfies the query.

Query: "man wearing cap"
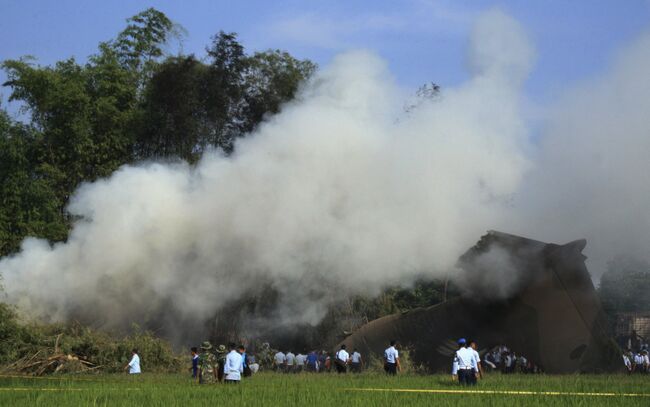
[215,344,227,382]
[454,338,478,385]
[197,342,217,384]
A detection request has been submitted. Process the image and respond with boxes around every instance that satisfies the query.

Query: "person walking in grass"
[223,344,244,383]
[124,348,141,374]
[197,342,217,384]
[285,350,296,373]
[190,347,199,379]
[306,350,319,372]
[384,340,400,375]
[334,345,350,374]
[215,344,227,382]
[350,348,363,373]
[469,340,482,382]
[454,338,478,386]
[295,352,307,373]
[274,350,286,373]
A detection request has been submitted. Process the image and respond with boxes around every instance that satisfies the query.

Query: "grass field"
[1,372,649,406]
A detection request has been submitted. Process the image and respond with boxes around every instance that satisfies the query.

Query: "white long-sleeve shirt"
[128,354,141,374]
[223,350,244,381]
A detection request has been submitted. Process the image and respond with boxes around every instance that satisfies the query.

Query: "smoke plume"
[2,8,649,341]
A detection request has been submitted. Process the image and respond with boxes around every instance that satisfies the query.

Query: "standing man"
[306,350,319,372]
[469,340,482,382]
[197,342,217,384]
[334,345,349,374]
[223,344,244,383]
[454,338,477,385]
[274,349,286,373]
[240,345,252,377]
[124,349,141,375]
[285,350,296,373]
[295,352,307,373]
[190,347,199,379]
[350,348,363,373]
[384,340,400,375]
[215,345,227,383]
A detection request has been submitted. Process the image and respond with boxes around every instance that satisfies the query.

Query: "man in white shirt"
[634,352,646,373]
[124,349,141,374]
[384,340,400,375]
[223,344,244,383]
[350,349,363,373]
[285,351,296,373]
[469,341,482,382]
[454,339,477,385]
[274,350,286,373]
[623,352,632,374]
[295,352,307,373]
[334,345,349,374]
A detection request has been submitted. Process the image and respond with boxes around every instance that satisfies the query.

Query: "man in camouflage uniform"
[257,342,278,371]
[197,341,217,384]
[215,344,227,383]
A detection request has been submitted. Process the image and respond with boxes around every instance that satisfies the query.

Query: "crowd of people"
[623,349,649,373]
[123,337,551,386]
[483,344,542,374]
[190,342,256,384]
[271,345,364,373]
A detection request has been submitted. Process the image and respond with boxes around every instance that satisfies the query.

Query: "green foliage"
[0,310,180,373]
[0,8,316,258]
[0,111,68,255]
[351,279,447,323]
[0,303,27,363]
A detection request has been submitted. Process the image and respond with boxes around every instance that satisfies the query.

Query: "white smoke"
[509,30,650,279]
[12,8,648,335]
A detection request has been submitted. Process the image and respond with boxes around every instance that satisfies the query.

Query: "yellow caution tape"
[346,388,650,398]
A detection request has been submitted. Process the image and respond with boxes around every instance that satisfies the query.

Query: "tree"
[0,8,316,257]
[0,110,68,256]
[109,7,177,89]
[136,32,316,160]
[135,55,209,162]
[241,50,317,134]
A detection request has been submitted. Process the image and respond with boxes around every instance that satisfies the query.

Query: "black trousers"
[458,369,474,385]
[385,362,397,375]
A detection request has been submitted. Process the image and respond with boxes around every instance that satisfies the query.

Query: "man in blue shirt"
[190,347,199,378]
[306,350,319,372]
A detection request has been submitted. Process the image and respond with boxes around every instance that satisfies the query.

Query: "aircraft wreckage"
[339,231,621,373]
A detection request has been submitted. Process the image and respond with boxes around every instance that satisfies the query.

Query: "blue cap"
[458,338,466,344]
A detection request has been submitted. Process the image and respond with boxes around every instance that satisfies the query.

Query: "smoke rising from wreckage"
[1,7,650,355]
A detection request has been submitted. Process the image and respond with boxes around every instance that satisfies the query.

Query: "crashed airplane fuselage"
[339,231,621,373]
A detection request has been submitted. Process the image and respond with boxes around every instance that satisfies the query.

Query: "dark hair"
[353,348,358,352]
[191,347,198,353]
[238,345,245,350]
[132,348,138,354]
[228,343,236,350]
[390,340,396,346]
[340,344,347,350]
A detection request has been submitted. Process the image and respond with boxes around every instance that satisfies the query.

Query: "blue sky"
[1,0,650,115]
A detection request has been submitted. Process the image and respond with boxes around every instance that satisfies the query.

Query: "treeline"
[0,8,315,257]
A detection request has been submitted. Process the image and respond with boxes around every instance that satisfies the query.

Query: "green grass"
[1,372,649,406]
